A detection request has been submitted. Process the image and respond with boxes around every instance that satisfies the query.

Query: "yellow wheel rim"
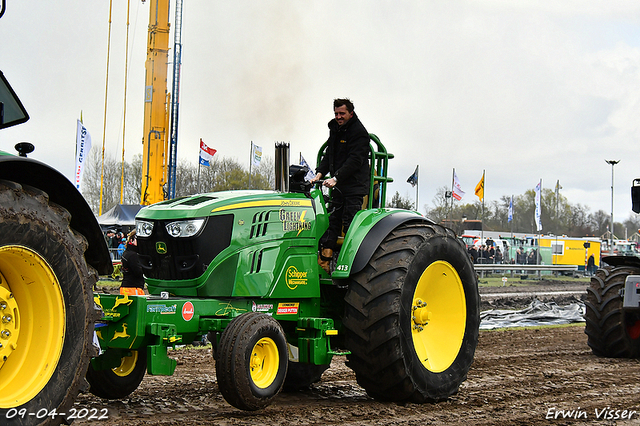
[113,351,139,377]
[249,337,279,389]
[0,246,65,408]
[411,260,466,373]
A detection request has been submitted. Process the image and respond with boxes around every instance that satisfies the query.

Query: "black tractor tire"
[86,350,147,399]
[282,362,330,392]
[343,222,480,403]
[0,181,97,426]
[585,266,640,358]
[216,313,288,410]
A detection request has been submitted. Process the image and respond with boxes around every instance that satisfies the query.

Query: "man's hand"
[323,177,337,188]
[310,172,324,184]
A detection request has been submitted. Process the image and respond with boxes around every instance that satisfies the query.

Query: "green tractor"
[88,139,480,410]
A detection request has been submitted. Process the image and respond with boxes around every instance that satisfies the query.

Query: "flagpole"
[197,162,201,193]
[450,168,455,222]
[510,195,514,263]
[249,141,253,189]
[416,165,419,212]
[481,170,485,248]
[555,180,559,265]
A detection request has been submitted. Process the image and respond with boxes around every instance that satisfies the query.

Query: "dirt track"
[75,281,640,425]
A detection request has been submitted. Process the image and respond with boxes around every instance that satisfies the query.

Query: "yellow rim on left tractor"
[250,337,279,389]
[411,260,466,373]
[0,245,65,408]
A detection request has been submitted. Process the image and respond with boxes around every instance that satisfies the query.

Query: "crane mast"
[141,0,170,205]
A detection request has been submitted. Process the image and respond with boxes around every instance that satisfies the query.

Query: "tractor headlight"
[136,220,154,238]
[165,219,205,238]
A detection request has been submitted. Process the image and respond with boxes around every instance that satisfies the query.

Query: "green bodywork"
[91,136,424,375]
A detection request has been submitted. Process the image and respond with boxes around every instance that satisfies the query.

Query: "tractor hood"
[136,190,313,221]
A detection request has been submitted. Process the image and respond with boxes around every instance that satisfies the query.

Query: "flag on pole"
[534,179,543,231]
[299,154,316,182]
[74,119,92,190]
[508,195,513,223]
[407,165,419,187]
[251,142,263,167]
[452,171,465,200]
[475,171,485,201]
[199,139,216,166]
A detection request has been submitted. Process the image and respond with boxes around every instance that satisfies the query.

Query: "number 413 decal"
[336,264,349,272]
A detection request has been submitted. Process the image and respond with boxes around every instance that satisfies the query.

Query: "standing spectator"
[487,244,496,264]
[105,230,116,260]
[469,246,479,263]
[119,231,145,295]
[587,254,596,276]
[495,247,503,264]
[117,238,126,259]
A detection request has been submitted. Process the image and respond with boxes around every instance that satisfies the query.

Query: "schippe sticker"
[182,301,195,321]
[276,303,299,315]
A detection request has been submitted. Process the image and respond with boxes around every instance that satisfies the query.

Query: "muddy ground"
[76,280,640,425]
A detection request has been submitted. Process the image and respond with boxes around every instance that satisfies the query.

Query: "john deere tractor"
[585,179,640,358]
[87,140,480,411]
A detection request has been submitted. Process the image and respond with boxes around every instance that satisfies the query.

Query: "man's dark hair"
[333,98,354,113]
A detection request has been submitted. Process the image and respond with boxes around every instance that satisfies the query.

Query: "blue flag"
[508,195,513,223]
[407,165,419,187]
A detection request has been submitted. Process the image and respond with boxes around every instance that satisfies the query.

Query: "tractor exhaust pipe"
[274,142,290,192]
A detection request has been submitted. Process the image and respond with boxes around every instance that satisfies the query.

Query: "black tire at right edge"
[585,266,640,358]
[343,222,480,403]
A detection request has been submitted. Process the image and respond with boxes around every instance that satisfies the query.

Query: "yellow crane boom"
[141,0,170,205]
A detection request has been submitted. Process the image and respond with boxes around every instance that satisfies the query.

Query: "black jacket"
[316,112,370,196]
[120,244,145,288]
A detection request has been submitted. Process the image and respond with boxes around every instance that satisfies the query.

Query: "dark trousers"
[319,192,363,251]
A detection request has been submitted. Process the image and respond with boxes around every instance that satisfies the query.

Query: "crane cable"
[120,0,131,204]
[99,0,113,216]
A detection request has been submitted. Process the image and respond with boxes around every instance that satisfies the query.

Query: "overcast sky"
[2,1,640,228]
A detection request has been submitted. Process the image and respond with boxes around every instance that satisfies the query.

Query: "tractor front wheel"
[216,313,288,410]
[344,222,480,402]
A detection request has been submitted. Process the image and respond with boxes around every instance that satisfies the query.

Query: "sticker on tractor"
[285,266,308,290]
[182,301,195,321]
[276,303,299,315]
[147,304,177,314]
[279,209,311,235]
[252,301,274,313]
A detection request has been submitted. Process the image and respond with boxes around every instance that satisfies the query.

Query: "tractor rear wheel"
[0,181,97,426]
[216,313,288,410]
[343,222,479,402]
[585,266,640,357]
[86,350,147,399]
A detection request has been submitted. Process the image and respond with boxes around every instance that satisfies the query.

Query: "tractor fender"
[0,155,113,275]
[601,255,640,269]
[333,209,433,278]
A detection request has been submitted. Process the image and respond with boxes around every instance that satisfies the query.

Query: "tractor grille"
[137,214,234,281]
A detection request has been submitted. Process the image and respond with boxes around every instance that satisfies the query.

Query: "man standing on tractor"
[311,98,370,274]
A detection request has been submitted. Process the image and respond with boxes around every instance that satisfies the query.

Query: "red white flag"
[199,139,216,166]
[452,171,465,201]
